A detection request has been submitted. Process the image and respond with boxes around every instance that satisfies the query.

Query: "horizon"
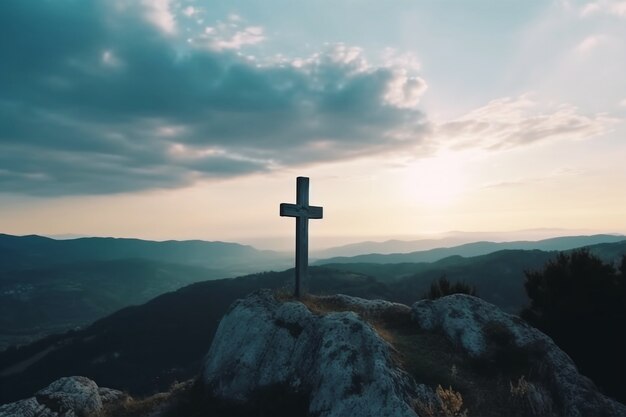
[6,228,625,253]
[1,1,625,245]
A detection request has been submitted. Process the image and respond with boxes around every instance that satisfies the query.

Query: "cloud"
[141,0,176,34]
[0,1,429,196]
[437,95,616,151]
[620,98,626,107]
[580,0,626,18]
[194,24,266,51]
[182,6,197,17]
[575,34,609,53]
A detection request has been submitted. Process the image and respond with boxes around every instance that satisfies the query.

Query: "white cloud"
[580,0,626,17]
[182,6,196,17]
[437,95,617,150]
[381,48,421,71]
[576,34,609,53]
[192,22,265,50]
[141,0,176,34]
[580,2,601,16]
[282,44,426,109]
[620,98,626,107]
[384,69,427,108]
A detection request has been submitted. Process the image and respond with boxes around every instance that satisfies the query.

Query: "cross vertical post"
[280,176,323,298]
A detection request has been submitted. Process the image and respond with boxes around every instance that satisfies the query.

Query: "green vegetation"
[0,259,225,349]
[299,296,551,417]
[522,249,626,403]
[2,236,625,409]
[0,268,391,404]
[326,249,556,312]
[425,276,477,300]
[315,235,626,265]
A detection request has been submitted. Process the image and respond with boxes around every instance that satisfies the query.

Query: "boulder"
[0,376,126,417]
[411,294,626,417]
[202,290,428,417]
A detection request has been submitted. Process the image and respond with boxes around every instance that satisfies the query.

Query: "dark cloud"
[0,0,428,196]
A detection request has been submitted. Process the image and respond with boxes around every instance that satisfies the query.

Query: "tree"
[425,275,477,300]
[521,249,626,402]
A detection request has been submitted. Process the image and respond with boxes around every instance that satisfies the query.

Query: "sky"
[0,0,625,250]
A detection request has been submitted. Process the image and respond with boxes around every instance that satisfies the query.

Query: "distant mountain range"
[1,233,624,350]
[0,233,291,350]
[314,234,626,265]
[1,238,625,404]
[0,233,290,274]
[0,259,223,350]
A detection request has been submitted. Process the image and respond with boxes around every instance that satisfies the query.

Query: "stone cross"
[280,176,323,298]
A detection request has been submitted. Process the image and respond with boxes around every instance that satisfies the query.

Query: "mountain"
[312,237,473,258]
[0,259,224,350]
[322,240,626,313]
[323,249,555,313]
[311,229,596,258]
[0,233,292,350]
[1,239,624,405]
[315,234,626,264]
[4,292,625,416]
[0,233,290,274]
[0,268,391,404]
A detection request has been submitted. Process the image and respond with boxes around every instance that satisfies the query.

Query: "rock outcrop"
[203,291,626,417]
[412,294,626,417]
[0,376,126,417]
[5,292,625,417]
[202,290,430,417]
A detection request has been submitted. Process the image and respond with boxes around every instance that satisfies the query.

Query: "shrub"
[521,250,626,402]
[425,276,477,300]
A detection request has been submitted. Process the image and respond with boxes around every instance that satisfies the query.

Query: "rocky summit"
[203,291,626,417]
[2,291,626,417]
[202,290,427,417]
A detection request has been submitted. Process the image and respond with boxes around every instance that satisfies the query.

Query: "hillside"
[2,238,625,406]
[5,292,624,417]
[0,234,290,274]
[0,259,224,350]
[315,234,626,265]
[0,233,292,349]
[326,249,557,312]
[2,237,624,354]
[0,268,391,404]
[322,241,626,313]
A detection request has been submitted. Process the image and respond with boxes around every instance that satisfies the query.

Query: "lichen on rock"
[202,290,424,417]
[411,294,626,417]
[0,376,126,417]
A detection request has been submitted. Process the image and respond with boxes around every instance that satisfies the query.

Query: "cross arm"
[280,203,323,219]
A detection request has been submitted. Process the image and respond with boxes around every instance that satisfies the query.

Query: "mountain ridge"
[315,234,626,264]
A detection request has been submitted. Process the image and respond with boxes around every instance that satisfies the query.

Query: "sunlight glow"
[402,152,467,207]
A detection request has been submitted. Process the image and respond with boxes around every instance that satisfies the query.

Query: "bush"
[521,250,626,402]
[425,276,477,300]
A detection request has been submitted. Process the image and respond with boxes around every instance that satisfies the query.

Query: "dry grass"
[272,291,555,417]
[436,385,468,417]
[99,380,193,417]
[99,393,169,417]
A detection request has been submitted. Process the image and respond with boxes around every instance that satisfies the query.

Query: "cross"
[280,176,323,298]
